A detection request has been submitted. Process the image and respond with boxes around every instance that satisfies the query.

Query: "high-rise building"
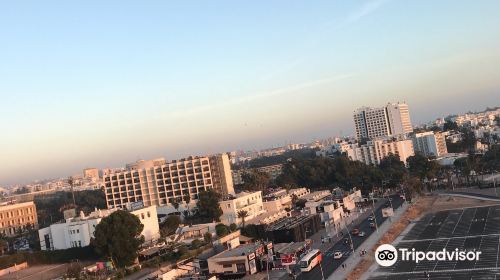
[103,154,234,211]
[353,102,413,140]
[209,154,235,195]
[0,201,38,236]
[412,131,448,157]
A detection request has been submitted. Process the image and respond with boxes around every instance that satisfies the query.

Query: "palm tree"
[184,194,191,212]
[172,199,180,215]
[67,176,76,209]
[237,210,249,228]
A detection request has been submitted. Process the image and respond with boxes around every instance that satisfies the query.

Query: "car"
[333,251,343,259]
[368,216,375,221]
[358,231,366,237]
[351,228,360,235]
[370,222,376,228]
[343,238,350,245]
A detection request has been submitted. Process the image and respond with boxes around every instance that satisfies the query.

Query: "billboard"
[280,254,297,266]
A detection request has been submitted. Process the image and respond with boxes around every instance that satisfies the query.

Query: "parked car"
[370,222,376,228]
[351,228,360,235]
[333,251,343,259]
[368,216,375,221]
[358,231,366,237]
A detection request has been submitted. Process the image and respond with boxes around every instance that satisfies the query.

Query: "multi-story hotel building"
[412,131,448,157]
[103,154,234,212]
[0,201,38,236]
[354,102,413,140]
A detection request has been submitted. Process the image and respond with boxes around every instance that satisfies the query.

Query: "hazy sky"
[1,0,500,185]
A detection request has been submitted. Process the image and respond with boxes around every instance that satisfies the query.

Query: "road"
[296,194,405,280]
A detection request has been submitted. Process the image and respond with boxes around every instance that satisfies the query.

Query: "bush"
[215,224,229,237]
[229,223,238,232]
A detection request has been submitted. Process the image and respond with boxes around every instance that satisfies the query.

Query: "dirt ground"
[0,264,69,280]
[345,194,500,280]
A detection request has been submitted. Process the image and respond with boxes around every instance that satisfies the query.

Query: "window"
[78,241,82,247]
[147,211,151,218]
[141,213,145,219]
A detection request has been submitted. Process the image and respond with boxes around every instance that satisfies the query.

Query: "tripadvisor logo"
[375,244,398,267]
[375,244,482,267]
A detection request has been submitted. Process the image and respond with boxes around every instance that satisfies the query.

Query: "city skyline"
[1,0,500,185]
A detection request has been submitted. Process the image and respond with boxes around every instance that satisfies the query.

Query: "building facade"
[0,201,38,236]
[39,205,160,251]
[353,102,413,140]
[412,131,448,157]
[103,154,233,211]
[209,154,235,195]
[219,191,265,225]
[345,137,414,165]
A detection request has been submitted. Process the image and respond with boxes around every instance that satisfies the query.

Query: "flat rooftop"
[212,243,262,259]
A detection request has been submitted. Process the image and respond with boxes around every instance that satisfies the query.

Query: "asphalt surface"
[369,205,500,280]
[296,194,405,280]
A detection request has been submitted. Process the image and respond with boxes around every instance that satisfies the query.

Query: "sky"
[1,0,500,186]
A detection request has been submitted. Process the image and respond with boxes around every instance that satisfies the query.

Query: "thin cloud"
[166,74,356,118]
[346,0,389,24]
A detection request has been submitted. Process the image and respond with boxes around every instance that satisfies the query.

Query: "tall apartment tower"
[103,154,234,210]
[209,154,235,195]
[353,102,413,140]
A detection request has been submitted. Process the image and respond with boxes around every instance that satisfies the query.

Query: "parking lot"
[369,205,500,280]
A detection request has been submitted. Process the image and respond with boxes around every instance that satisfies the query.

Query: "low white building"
[219,191,265,225]
[301,190,331,202]
[39,205,160,251]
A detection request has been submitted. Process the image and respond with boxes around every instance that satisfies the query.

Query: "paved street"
[295,194,405,280]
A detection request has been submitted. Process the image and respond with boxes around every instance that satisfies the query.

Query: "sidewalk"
[327,202,410,280]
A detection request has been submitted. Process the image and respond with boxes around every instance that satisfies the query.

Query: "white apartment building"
[39,205,160,251]
[219,191,265,225]
[412,131,448,157]
[353,102,413,140]
[346,137,414,165]
[103,154,234,213]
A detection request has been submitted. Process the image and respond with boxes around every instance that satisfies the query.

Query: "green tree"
[241,170,271,192]
[403,176,423,200]
[443,120,459,131]
[196,190,223,222]
[407,154,440,180]
[203,232,212,243]
[92,210,144,268]
[161,215,181,237]
[378,154,408,187]
[229,223,238,232]
[215,224,229,237]
[237,210,249,228]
